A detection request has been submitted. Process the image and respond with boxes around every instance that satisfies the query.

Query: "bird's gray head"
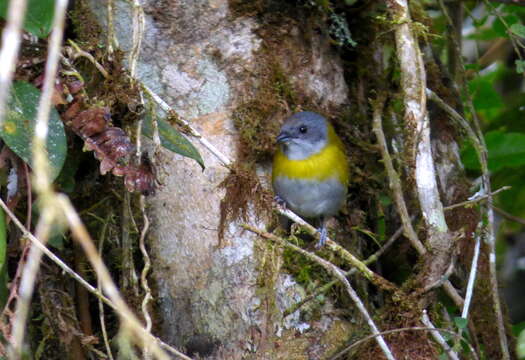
[276,112,328,160]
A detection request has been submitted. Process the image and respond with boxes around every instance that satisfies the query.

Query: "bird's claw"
[274,195,287,208]
[315,227,328,249]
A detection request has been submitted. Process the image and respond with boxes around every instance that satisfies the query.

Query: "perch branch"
[284,221,404,316]
[143,83,391,284]
[242,224,396,360]
[276,205,397,291]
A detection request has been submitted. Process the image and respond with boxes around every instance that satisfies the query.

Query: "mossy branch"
[242,223,396,360]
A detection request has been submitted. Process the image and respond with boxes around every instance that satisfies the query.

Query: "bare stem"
[9,211,53,358]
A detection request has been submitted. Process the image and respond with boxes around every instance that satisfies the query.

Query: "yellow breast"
[272,125,349,185]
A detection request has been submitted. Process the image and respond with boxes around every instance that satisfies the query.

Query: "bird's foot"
[274,195,287,208]
[315,226,328,249]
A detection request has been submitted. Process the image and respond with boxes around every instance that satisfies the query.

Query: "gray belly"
[273,176,346,219]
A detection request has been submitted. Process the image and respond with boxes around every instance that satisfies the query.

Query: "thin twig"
[278,204,397,291]
[107,0,117,59]
[389,0,451,293]
[285,181,506,318]
[9,210,54,358]
[461,231,480,321]
[242,224,396,360]
[329,325,477,360]
[426,88,480,147]
[22,162,32,230]
[436,3,510,357]
[139,196,153,360]
[421,311,461,360]
[59,195,192,360]
[0,0,28,127]
[371,97,425,254]
[128,0,145,79]
[0,198,113,307]
[494,205,525,226]
[98,213,115,360]
[67,39,111,79]
[0,195,192,359]
[10,0,69,356]
[443,186,511,211]
[141,84,232,166]
[284,224,404,316]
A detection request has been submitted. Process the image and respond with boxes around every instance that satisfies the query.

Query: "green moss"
[69,0,104,49]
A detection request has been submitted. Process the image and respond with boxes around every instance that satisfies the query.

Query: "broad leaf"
[468,76,503,112]
[454,316,468,329]
[142,116,204,169]
[462,131,525,172]
[0,0,55,38]
[510,23,525,38]
[1,81,67,180]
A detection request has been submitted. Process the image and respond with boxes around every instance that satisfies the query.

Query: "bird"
[272,111,349,248]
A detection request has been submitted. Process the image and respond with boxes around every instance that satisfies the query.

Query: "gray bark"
[89,1,351,358]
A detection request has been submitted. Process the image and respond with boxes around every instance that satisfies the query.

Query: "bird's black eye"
[299,125,307,133]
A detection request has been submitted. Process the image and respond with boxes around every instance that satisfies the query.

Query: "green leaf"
[462,131,525,172]
[516,60,525,74]
[510,23,525,38]
[494,15,519,37]
[465,63,481,72]
[0,81,67,180]
[518,328,525,358]
[0,0,55,38]
[454,317,468,329]
[468,77,503,112]
[142,116,204,169]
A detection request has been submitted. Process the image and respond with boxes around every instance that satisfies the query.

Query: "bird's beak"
[276,131,291,144]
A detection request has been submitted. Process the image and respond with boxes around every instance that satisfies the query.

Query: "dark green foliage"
[0,0,55,38]
[1,81,67,181]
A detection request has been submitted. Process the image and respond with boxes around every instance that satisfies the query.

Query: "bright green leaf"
[0,0,55,38]
[454,316,468,329]
[0,81,67,180]
[462,131,525,172]
[468,76,503,111]
[518,328,525,358]
[516,60,525,74]
[142,116,204,169]
[510,23,525,38]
